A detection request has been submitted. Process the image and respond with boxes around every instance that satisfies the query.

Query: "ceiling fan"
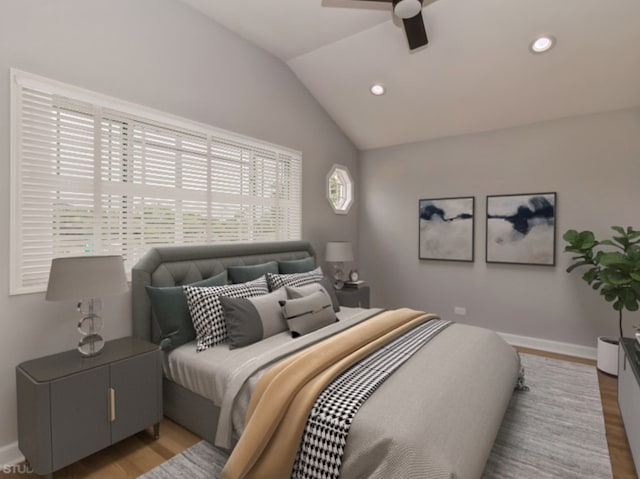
[355,0,429,50]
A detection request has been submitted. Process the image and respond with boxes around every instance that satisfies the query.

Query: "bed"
[132,240,521,479]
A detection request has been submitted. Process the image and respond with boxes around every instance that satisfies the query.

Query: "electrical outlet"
[454,306,467,316]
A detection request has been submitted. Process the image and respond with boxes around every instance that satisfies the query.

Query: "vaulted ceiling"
[178,0,640,150]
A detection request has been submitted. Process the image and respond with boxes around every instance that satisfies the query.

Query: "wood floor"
[2,348,636,479]
[2,418,201,479]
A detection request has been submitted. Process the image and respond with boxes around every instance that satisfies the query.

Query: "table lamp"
[325,241,354,289]
[46,255,128,357]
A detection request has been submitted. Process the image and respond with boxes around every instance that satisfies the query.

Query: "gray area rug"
[139,353,612,479]
[483,354,612,478]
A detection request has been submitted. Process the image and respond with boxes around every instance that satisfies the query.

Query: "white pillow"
[285,278,340,312]
[280,290,337,337]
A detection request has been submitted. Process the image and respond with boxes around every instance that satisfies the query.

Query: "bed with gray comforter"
[132,240,521,479]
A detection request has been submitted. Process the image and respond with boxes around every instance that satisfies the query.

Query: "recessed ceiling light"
[370,84,386,96]
[530,35,556,54]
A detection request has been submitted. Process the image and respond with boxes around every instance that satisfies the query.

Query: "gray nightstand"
[335,285,370,308]
[16,337,162,478]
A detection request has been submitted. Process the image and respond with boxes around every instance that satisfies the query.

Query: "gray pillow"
[280,289,337,337]
[278,257,316,274]
[220,288,288,349]
[285,277,340,312]
[145,271,228,351]
[228,261,279,284]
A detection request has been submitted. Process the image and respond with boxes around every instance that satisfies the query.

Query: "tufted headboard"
[131,240,316,344]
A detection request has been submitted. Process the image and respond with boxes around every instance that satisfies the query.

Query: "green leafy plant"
[563,226,640,338]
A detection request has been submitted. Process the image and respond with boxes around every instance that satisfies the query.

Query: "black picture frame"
[485,192,557,266]
[418,196,474,262]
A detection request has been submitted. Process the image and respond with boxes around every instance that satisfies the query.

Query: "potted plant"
[563,226,640,375]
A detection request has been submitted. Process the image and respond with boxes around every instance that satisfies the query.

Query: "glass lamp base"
[76,302,104,357]
[78,314,103,335]
[78,334,104,357]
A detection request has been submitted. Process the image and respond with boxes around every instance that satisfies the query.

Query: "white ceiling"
[179,0,640,150]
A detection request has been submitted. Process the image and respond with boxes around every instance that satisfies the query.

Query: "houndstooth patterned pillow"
[184,276,268,351]
[266,266,324,291]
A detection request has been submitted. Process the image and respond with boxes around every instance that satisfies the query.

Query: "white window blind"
[10,70,302,295]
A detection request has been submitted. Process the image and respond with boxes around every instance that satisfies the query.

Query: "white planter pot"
[597,336,619,376]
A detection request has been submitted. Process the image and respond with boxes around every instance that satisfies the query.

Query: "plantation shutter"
[11,70,302,295]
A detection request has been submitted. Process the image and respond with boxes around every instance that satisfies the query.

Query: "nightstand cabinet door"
[50,366,111,470]
[110,350,162,443]
[16,370,53,474]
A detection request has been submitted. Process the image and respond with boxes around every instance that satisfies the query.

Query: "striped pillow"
[220,288,288,349]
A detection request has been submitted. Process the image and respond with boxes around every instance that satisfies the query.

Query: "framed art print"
[485,192,556,266]
[419,197,474,262]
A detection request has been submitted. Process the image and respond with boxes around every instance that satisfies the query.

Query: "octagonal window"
[327,164,353,215]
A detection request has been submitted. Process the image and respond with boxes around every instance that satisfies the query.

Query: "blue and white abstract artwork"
[419,197,474,261]
[486,193,556,265]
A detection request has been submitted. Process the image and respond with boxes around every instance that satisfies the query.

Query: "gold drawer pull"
[108,387,116,422]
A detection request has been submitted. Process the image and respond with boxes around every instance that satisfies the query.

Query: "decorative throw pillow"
[285,277,341,312]
[220,288,288,349]
[145,271,228,351]
[277,256,316,274]
[280,289,337,337]
[184,276,269,351]
[266,266,324,291]
[227,261,279,284]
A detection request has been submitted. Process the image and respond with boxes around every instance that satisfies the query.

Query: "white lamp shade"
[46,255,129,301]
[325,242,354,262]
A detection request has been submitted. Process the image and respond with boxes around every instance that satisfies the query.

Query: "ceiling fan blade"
[402,11,428,50]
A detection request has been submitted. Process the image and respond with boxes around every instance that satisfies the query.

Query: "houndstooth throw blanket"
[291,319,452,479]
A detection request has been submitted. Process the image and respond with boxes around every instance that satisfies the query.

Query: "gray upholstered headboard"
[131,240,316,344]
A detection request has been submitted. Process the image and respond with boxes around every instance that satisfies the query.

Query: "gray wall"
[359,108,640,347]
[0,0,358,451]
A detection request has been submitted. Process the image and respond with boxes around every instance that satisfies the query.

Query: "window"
[326,164,353,214]
[10,70,302,294]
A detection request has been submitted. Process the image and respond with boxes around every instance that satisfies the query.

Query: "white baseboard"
[498,331,597,360]
[0,441,24,467]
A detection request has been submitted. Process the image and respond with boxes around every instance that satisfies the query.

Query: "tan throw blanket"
[221,308,439,479]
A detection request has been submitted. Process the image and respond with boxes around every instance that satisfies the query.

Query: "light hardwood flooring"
[2,348,636,479]
[2,418,200,479]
